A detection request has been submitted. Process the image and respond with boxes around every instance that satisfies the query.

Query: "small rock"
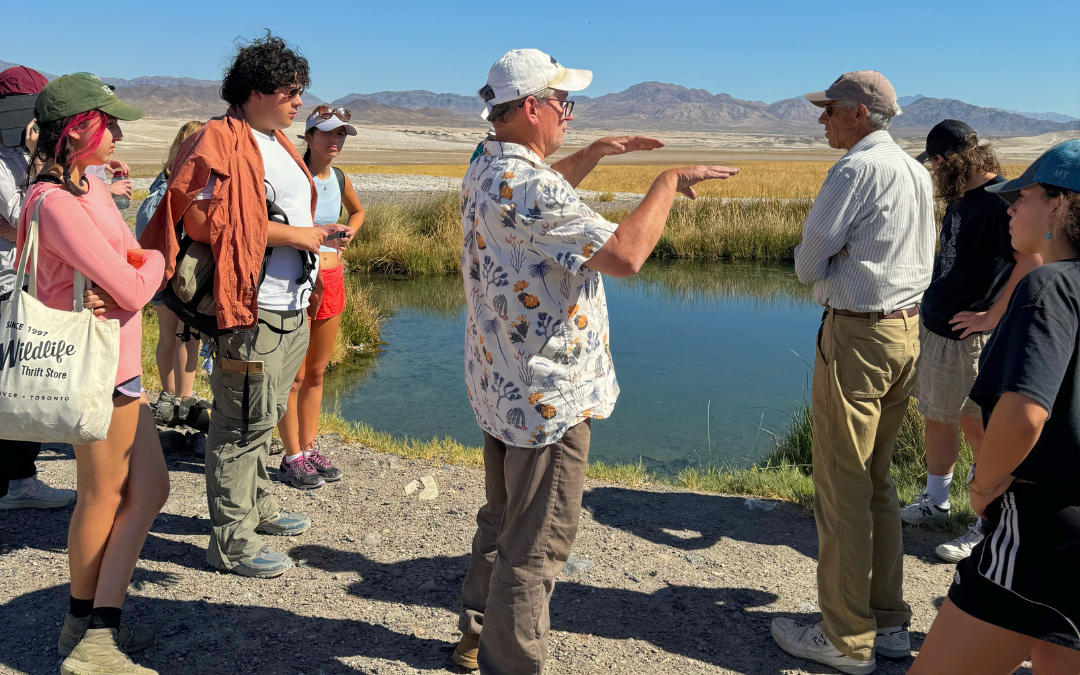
[745,498,778,511]
[405,475,438,500]
[562,557,595,575]
[685,553,705,565]
[798,602,816,613]
[418,579,438,592]
[362,532,381,548]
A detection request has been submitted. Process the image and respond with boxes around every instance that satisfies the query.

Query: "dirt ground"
[0,432,1028,675]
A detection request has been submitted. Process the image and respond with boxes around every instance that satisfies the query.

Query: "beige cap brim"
[549,67,593,92]
[803,91,835,108]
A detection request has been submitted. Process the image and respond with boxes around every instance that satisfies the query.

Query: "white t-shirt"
[251,129,317,311]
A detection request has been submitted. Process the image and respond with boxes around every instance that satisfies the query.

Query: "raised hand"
[666,165,740,199]
[594,136,665,157]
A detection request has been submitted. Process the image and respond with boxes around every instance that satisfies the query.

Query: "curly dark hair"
[1052,189,1080,252]
[220,31,310,107]
[932,138,1004,203]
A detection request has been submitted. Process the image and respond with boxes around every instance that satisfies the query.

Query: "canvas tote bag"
[0,189,120,443]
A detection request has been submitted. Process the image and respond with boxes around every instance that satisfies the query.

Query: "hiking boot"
[59,613,155,657]
[936,521,985,563]
[451,631,479,670]
[60,627,157,675]
[874,624,910,659]
[276,454,325,490]
[899,492,950,525]
[256,511,311,536]
[771,619,876,675]
[306,441,342,482]
[231,545,294,578]
[152,393,176,426]
[0,476,76,510]
[176,395,210,427]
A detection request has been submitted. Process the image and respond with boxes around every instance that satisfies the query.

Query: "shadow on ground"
[583,486,949,564]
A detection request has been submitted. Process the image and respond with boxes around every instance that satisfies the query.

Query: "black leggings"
[0,439,41,497]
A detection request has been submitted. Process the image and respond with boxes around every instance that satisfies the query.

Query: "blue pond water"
[325,260,822,474]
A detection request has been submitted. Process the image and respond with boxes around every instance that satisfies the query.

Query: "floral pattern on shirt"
[460,140,620,447]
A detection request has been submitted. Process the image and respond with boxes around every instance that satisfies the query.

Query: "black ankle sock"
[69,596,94,619]
[89,607,122,630]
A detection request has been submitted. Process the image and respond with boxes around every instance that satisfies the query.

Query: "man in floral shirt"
[453,48,738,673]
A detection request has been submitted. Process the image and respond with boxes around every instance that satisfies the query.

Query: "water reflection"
[325,260,821,475]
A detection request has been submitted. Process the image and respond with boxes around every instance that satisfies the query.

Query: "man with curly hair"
[141,32,345,578]
[901,120,1040,562]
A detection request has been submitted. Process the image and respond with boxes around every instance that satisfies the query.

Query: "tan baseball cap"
[804,71,897,115]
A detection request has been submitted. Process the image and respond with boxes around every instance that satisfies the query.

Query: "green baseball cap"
[34,72,144,123]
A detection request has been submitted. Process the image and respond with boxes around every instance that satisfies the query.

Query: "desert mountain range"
[3,58,1078,138]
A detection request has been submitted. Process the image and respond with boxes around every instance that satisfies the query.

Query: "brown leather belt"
[830,305,919,320]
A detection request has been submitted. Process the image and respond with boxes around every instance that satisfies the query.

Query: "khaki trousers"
[458,420,591,675]
[204,309,309,570]
[812,308,918,660]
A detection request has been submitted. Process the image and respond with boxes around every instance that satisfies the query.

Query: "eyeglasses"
[537,97,574,118]
[310,106,352,122]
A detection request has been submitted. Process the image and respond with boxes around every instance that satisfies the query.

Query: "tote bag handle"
[13,189,91,313]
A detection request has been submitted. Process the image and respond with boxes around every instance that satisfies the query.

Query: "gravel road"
[1,427,1020,675]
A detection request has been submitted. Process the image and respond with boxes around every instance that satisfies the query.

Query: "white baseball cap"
[481,49,592,120]
[299,114,357,139]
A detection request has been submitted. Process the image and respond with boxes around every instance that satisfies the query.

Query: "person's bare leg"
[93,394,169,607]
[298,315,340,449]
[909,598,1033,675]
[175,334,200,399]
[1031,639,1080,675]
[959,414,984,464]
[277,358,307,458]
[924,418,961,476]
[68,397,141,600]
[154,306,180,395]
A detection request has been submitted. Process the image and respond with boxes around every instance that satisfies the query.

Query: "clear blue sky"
[6,0,1080,116]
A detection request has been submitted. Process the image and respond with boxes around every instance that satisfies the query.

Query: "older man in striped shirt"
[771,71,935,675]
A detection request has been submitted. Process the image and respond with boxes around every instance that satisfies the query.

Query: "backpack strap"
[332,166,346,197]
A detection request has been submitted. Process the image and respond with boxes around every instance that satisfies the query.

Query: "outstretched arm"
[552,136,664,188]
[585,165,739,277]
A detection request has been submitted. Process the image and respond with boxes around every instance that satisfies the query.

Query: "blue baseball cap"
[987,139,1080,204]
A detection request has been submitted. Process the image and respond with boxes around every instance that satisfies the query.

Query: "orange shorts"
[315,263,345,320]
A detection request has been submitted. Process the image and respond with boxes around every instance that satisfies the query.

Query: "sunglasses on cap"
[310,106,352,122]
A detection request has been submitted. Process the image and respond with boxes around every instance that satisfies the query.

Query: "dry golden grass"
[344,162,1029,199]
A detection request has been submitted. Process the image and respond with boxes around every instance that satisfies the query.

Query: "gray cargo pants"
[204,308,309,570]
[458,419,591,675]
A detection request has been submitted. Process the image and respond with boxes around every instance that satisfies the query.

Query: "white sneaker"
[0,477,76,510]
[935,521,984,563]
[874,624,910,659]
[900,492,950,525]
[771,618,876,674]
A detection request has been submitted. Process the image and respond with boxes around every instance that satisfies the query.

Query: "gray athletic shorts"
[912,320,989,424]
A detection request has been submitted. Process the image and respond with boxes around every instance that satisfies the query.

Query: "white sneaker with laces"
[900,492,950,525]
[771,618,876,674]
[935,521,984,563]
[874,624,910,659]
[0,476,76,510]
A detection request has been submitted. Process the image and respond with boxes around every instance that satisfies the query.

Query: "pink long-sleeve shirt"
[17,179,165,386]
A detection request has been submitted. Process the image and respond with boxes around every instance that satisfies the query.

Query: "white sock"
[284,453,304,464]
[926,472,953,507]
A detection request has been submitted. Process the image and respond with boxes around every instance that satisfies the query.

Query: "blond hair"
[162,120,204,176]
